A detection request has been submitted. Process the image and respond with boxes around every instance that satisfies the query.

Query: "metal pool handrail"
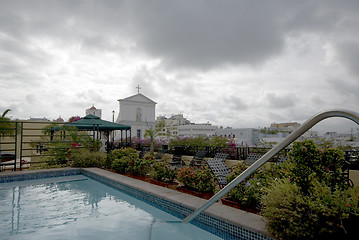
[182,109,359,223]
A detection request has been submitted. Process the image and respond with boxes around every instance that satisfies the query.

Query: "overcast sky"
[1,0,359,134]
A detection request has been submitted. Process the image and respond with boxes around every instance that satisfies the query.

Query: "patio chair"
[206,154,230,188]
[155,149,167,161]
[244,153,262,166]
[168,154,185,168]
[213,153,228,162]
[139,147,150,159]
[189,150,207,167]
[168,146,185,168]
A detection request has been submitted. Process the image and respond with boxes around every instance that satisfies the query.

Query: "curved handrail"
[182,109,359,223]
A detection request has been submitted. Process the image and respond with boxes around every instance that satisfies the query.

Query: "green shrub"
[262,179,315,239]
[262,179,359,240]
[289,140,349,194]
[196,167,216,193]
[112,157,130,173]
[226,162,287,209]
[110,148,151,176]
[71,149,106,168]
[261,140,358,238]
[320,147,348,190]
[33,125,103,168]
[107,148,138,169]
[132,157,151,176]
[289,140,322,194]
[150,161,176,183]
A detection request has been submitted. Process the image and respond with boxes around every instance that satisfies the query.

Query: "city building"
[216,128,259,146]
[178,123,217,137]
[86,105,102,118]
[269,122,300,132]
[157,114,217,137]
[324,132,338,140]
[157,114,190,136]
[55,116,64,122]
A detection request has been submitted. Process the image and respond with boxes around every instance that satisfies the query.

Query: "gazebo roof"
[53,115,131,131]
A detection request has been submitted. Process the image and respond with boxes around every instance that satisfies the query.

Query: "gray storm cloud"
[1,0,359,133]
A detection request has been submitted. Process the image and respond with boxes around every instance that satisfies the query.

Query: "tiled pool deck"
[0,168,274,240]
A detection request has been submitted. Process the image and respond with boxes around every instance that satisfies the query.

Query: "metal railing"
[0,120,89,171]
[182,109,359,223]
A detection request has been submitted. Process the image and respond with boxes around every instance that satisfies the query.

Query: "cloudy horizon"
[1,0,359,134]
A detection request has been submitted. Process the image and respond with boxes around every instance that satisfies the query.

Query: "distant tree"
[0,109,14,152]
[145,120,165,154]
[0,109,14,137]
[68,116,81,123]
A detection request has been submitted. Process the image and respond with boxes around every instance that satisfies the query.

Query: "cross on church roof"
[136,84,141,94]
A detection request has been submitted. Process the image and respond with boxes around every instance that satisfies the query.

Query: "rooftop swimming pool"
[0,175,222,240]
[0,169,272,240]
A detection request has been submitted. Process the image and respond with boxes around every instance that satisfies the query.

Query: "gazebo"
[53,115,131,151]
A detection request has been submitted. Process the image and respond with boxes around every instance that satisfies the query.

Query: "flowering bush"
[289,140,349,194]
[223,141,237,159]
[177,166,215,193]
[68,116,81,123]
[131,137,168,152]
[177,167,197,189]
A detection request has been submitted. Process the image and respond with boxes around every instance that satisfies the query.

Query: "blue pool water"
[0,175,223,240]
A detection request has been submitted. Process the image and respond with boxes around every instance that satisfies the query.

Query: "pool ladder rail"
[183,109,359,223]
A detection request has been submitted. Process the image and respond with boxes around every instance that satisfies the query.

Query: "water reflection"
[11,186,21,234]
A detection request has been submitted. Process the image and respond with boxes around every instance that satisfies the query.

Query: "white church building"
[116,92,157,139]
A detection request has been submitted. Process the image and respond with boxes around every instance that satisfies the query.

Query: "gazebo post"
[106,130,110,153]
[129,129,131,145]
[97,124,100,140]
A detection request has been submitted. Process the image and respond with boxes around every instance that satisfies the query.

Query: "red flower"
[72,142,80,148]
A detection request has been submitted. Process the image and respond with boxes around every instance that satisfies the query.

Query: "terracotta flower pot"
[176,186,214,200]
[221,197,261,214]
